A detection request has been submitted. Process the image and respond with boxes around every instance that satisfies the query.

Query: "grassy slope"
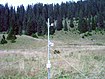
[0,35,47,50]
[0,30,105,50]
[51,30,105,45]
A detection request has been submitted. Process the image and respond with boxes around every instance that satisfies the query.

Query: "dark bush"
[94,56,102,61]
[7,33,17,40]
[0,35,7,44]
[54,50,61,54]
[11,39,16,43]
[7,28,17,40]
[7,30,17,43]
[0,38,7,44]
[31,33,38,38]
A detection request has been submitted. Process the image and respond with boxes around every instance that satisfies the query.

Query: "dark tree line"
[0,0,105,36]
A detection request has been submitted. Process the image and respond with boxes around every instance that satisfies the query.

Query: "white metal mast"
[47,18,51,79]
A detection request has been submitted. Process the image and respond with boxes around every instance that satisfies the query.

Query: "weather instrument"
[46,18,54,79]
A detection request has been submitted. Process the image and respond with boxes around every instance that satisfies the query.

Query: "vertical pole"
[47,18,50,79]
[48,18,50,63]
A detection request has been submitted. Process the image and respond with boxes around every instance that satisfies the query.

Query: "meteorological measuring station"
[46,18,54,79]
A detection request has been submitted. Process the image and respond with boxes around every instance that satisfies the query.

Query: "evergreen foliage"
[78,18,88,33]
[7,28,17,41]
[56,16,63,31]
[31,33,38,38]
[70,19,74,28]
[91,16,97,30]
[0,0,105,35]
[64,20,68,31]
[0,35,7,44]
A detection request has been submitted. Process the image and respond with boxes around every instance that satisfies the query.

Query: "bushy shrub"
[94,56,102,61]
[54,50,61,54]
[81,32,92,38]
[11,39,16,43]
[84,32,92,37]
[7,34,17,40]
[7,28,17,43]
[31,33,38,38]
[7,32,17,40]
[82,36,84,39]
[0,35,7,44]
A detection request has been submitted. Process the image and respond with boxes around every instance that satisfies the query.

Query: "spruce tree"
[91,16,97,30]
[64,20,68,31]
[78,18,88,33]
[70,19,74,28]
[7,27,17,40]
[56,16,63,31]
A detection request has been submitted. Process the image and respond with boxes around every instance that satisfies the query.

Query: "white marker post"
[47,18,51,79]
[46,18,54,79]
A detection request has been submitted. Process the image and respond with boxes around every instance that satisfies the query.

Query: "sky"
[0,0,79,8]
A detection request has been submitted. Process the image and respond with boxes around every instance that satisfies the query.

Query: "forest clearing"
[0,0,105,78]
[0,31,105,79]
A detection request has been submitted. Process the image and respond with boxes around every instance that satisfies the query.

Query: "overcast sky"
[0,0,79,7]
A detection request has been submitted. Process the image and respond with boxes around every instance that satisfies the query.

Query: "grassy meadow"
[0,30,105,79]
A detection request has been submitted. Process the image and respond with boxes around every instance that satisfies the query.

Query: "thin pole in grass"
[46,18,54,79]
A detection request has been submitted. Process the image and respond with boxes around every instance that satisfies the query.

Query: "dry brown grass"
[0,34,105,79]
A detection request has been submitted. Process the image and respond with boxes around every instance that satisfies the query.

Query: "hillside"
[0,30,105,50]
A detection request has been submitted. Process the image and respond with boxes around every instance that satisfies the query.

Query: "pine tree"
[42,17,47,35]
[97,13,104,29]
[91,16,97,30]
[37,16,43,36]
[87,17,92,31]
[56,16,63,31]
[7,27,17,40]
[64,20,68,31]
[4,3,9,31]
[78,18,88,33]
[70,19,74,28]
